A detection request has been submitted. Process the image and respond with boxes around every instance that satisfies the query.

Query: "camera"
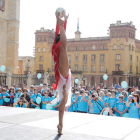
[20,97,24,100]
[80,91,83,94]
[129,95,133,99]
[92,95,95,98]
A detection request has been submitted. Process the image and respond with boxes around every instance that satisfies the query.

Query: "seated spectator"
[14,88,23,99]
[13,97,28,108]
[30,88,42,109]
[42,91,51,109]
[126,94,140,119]
[28,85,34,97]
[107,89,118,109]
[21,88,30,108]
[114,94,127,117]
[9,87,16,107]
[100,107,115,116]
[75,89,88,113]
[88,92,103,114]
[1,88,10,106]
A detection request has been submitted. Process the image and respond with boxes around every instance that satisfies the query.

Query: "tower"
[0,0,20,74]
[75,18,81,41]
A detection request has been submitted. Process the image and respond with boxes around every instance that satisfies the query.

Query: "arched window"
[122,31,125,37]
[120,44,124,49]
[41,37,44,41]
[75,56,78,61]
[112,32,116,37]
[92,46,96,50]
[132,45,134,51]
[38,48,40,52]
[38,37,40,42]
[113,44,117,49]
[91,76,95,87]
[84,46,87,50]
[117,32,120,37]
[101,45,104,50]
[43,48,46,52]
[113,77,116,85]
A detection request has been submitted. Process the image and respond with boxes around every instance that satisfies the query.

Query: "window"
[91,65,96,72]
[101,45,104,50]
[129,45,131,50]
[115,64,121,71]
[39,56,43,62]
[83,55,87,63]
[91,54,96,63]
[41,37,44,41]
[112,32,116,37]
[75,64,78,70]
[132,45,134,51]
[119,77,122,85]
[116,54,121,60]
[91,76,95,86]
[38,37,40,42]
[136,66,138,74]
[130,55,132,64]
[113,77,116,85]
[100,77,103,83]
[76,46,78,50]
[68,55,71,63]
[117,32,120,37]
[52,65,54,71]
[113,44,117,49]
[75,56,78,61]
[137,56,138,65]
[92,46,96,50]
[120,44,124,49]
[43,48,46,52]
[83,65,87,72]
[100,54,105,63]
[68,46,71,51]
[122,31,125,37]
[39,64,43,70]
[69,65,71,69]
[84,46,87,50]
[38,48,40,52]
[100,65,104,72]
[130,65,132,73]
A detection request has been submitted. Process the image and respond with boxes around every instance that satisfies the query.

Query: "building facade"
[0,0,20,74]
[35,20,140,87]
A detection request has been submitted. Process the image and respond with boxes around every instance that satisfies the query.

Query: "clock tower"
[0,0,20,74]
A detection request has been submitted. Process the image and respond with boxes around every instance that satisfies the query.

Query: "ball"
[56,7,66,18]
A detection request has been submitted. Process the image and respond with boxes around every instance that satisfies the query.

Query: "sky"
[19,0,140,56]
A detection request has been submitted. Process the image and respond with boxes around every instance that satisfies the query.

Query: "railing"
[36,70,44,74]
[71,70,82,74]
[112,71,123,75]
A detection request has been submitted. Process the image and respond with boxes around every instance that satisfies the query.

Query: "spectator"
[47,88,54,98]
[107,89,118,109]
[9,87,16,107]
[88,92,103,114]
[126,94,140,119]
[122,91,128,102]
[1,88,10,106]
[41,83,48,94]
[13,97,28,108]
[75,89,88,113]
[30,88,42,109]
[42,91,51,109]
[28,85,34,97]
[99,91,106,108]
[14,88,23,99]
[114,94,127,117]
[21,88,30,107]
[127,88,132,96]
[103,92,111,108]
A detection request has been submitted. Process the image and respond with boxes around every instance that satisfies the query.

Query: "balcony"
[112,71,123,75]
[71,70,82,74]
[36,70,44,74]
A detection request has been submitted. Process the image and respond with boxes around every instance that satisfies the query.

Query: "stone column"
[43,71,48,84]
[27,71,32,89]
[6,68,12,88]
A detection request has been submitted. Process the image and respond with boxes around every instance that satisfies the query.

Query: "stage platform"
[0,106,140,140]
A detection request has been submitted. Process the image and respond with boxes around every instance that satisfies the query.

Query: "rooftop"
[35,27,55,33]
[110,21,135,28]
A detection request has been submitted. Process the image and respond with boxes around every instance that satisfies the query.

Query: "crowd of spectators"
[0,83,140,119]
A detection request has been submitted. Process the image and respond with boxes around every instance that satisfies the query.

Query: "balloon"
[4,98,10,103]
[46,104,53,110]
[121,81,128,89]
[75,79,79,84]
[56,7,66,18]
[35,106,40,109]
[51,98,57,107]
[36,97,41,104]
[103,74,108,81]
[40,84,43,87]
[0,65,5,73]
[37,73,42,79]
[14,98,18,103]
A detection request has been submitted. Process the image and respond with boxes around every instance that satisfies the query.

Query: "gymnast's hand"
[55,11,64,26]
[64,13,69,21]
